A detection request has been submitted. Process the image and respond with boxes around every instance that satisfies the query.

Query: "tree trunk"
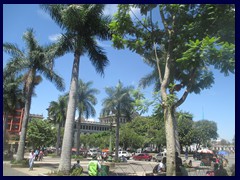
[56,123,61,156]
[3,112,9,150]
[173,109,181,155]
[58,54,80,173]
[76,113,82,156]
[165,106,176,176]
[16,69,35,161]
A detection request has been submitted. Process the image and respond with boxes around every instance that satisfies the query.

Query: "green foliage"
[27,118,57,148]
[192,120,218,145]
[177,111,194,146]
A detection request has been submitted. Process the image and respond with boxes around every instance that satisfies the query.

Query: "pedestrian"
[215,164,228,176]
[175,152,183,174]
[88,156,101,176]
[157,159,166,172]
[29,150,35,170]
[70,160,83,173]
[188,160,192,167]
[38,150,44,161]
[185,147,188,160]
[34,149,39,161]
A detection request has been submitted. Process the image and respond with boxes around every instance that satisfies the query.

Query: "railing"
[107,162,214,176]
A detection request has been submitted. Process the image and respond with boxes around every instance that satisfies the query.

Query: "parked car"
[133,153,152,161]
[112,151,132,160]
[153,153,163,162]
[87,148,98,157]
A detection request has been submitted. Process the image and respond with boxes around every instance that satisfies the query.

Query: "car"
[153,153,163,162]
[87,149,98,157]
[133,153,152,161]
[112,151,132,160]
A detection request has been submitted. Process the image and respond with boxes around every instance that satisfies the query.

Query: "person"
[34,149,39,161]
[157,160,165,172]
[70,160,82,173]
[215,164,228,176]
[188,160,192,167]
[185,147,188,160]
[121,155,127,162]
[38,150,44,161]
[175,152,183,173]
[88,156,101,176]
[29,150,35,170]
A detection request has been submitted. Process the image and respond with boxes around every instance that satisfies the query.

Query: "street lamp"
[107,113,115,162]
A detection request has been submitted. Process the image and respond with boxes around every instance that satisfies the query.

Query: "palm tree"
[102,81,134,161]
[3,28,65,161]
[3,73,24,150]
[47,94,68,156]
[75,79,99,155]
[41,4,111,172]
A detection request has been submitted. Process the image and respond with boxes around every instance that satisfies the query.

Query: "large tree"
[75,79,99,155]
[47,94,68,156]
[109,4,235,175]
[192,120,218,149]
[27,118,56,149]
[41,4,111,172]
[101,81,134,161]
[3,73,24,150]
[3,28,65,161]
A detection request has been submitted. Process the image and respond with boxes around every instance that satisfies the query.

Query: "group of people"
[28,148,44,170]
[71,156,101,176]
[206,155,229,176]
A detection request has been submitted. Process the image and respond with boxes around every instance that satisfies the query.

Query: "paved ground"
[3,153,235,176]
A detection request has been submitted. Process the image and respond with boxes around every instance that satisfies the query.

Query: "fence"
[107,162,214,176]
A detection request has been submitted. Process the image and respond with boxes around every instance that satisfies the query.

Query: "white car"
[113,151,132,160]
[87,149,98,157]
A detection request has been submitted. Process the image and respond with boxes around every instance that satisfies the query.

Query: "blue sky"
[3,4,235,142]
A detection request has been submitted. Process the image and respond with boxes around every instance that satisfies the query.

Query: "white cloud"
[48,33,62,42]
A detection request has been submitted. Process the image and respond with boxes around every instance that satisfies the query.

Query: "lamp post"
[107,114,115,162]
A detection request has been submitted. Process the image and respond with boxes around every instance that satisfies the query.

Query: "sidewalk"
[3,161,54,176]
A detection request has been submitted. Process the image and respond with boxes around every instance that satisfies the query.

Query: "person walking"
[88,156,101,176]
[29,150,35,170]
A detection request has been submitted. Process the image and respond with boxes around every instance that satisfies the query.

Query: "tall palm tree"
[3,73,24,150]
[47,94,68,156]
[3,28,65,161]
[75,79,99,155]
[102,81,134,161]
[41,4,111,172]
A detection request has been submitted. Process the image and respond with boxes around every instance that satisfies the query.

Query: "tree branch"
[175,67,197,107]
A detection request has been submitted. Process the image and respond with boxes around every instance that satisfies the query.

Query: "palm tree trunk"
[56,123,61,156]
[58,53,80,172]
[76,112,82,156]
[165,106,176,176]
[3,112,9,151]
[16,69,35,161]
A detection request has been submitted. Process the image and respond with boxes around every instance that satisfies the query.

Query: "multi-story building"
[4,108,44,143]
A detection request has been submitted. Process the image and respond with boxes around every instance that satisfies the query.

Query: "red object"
[133,153,152,161]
